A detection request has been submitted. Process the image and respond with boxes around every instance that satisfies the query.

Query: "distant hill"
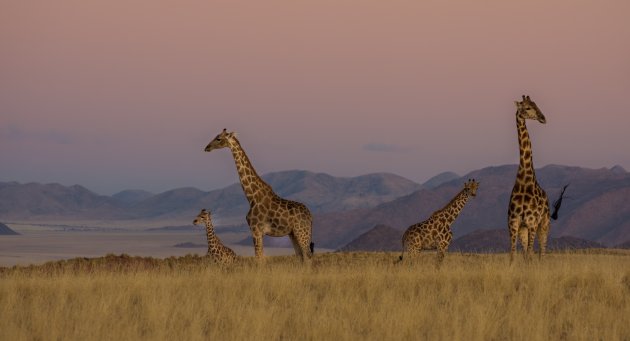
[314,164,630,249]
[2,165,629,249]
[421,171,460,189]
[0,171,421,223]
[0,182,125,220]
[125,187,209,220]
[338,224,402,252]
[0,222,19,235]
[111,189,154,205]
[185,171,423,222]
[338,227,606,253]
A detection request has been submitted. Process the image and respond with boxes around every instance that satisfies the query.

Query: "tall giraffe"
[193,209,238,265]
[508,95,550,262]
[399,179,479,265]
[204,129,313,262]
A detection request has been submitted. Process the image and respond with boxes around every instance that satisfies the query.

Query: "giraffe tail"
[395,239,406,264]
[551,183,569,220]
[396,250,405,264]
[309,242,315,254]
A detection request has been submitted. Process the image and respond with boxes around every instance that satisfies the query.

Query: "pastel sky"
[2,1,629,195]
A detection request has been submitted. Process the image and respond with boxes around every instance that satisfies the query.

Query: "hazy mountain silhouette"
[0,181,124,220]
[338,224,402,252]
[111,189,154,205]
[1,165,628,249]
[0,171,421,222]
[313,164,630,248]
[421,171,460,189]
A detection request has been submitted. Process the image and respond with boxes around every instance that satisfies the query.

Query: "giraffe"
[508,95,550,262]
[399,179,479,265]
[193,209,238,265]
[204,129,313,262]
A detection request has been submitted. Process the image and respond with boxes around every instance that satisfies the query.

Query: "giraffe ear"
[514,101,520,107]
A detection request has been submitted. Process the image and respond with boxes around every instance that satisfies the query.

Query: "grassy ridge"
[1,252,629,340]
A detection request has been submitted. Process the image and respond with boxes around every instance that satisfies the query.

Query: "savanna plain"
[1,251,629,341]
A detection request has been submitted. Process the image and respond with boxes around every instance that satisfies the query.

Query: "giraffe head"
[514,95,546,124]
[193,208,211,225]
[464,179,479,197]
[204,129,235,152]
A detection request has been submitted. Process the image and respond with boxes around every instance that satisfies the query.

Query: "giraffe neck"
[439,189,470,225]
[227,137,274,206]
[203,219,221,253]
[516,115,537,180]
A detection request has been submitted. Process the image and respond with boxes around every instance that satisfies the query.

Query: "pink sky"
[1,1,629,194]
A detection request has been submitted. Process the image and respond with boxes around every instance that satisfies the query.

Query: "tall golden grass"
[1,251,629,340]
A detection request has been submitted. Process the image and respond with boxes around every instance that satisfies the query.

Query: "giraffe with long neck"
[508,95,550,262]
[400,179,479,265]
[204,129,313,263]
[193,209,237,265]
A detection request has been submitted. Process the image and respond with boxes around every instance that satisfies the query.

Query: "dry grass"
[1,251,629,340]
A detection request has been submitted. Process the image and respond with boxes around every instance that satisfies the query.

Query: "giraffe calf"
[193,209,238,266]
[400,179,479,266]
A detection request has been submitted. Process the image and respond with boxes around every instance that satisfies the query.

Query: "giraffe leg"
[518,225,529,259]
[297,233,314,263]
[538,214,550,260]
[436,247,446,269]
[435,238,450,269]
[290,221,313,263]
[526,215,539,261]
[252,231,264,261]
[527,229,535,262]
[508,216,521,264]
[406,247,420,265]
[288,233,302,259]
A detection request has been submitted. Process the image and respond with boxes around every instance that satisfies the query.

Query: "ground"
[1,251,629,340]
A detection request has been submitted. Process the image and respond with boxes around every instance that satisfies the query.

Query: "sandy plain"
[0,223,312,267]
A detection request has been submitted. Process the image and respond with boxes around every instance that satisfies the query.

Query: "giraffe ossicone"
[204,129,314,263]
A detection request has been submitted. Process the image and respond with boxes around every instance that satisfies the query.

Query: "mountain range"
[313,164,630,248]
[1,164,628,249]
[0,170,425,223]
